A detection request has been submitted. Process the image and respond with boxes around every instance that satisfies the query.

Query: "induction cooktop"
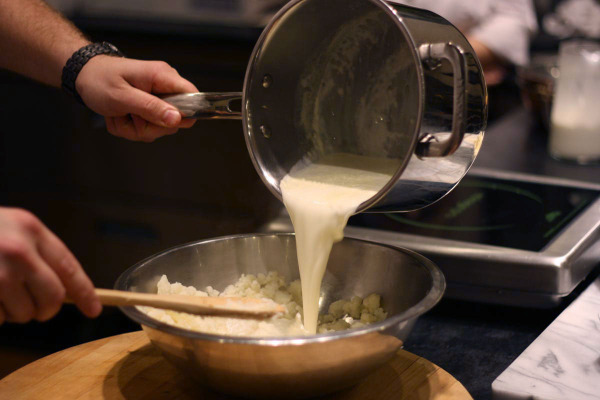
[262,168,600,307]
[350,173,596,252]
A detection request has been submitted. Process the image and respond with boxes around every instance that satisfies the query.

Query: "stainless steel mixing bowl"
[115,233,445,399]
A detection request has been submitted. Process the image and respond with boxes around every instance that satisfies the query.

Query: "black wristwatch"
[61,42,124,105]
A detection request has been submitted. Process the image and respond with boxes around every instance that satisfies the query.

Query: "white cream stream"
[280,153,396,333]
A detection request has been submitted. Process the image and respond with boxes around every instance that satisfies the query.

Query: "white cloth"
[395,0,538,66]
[543,0,600,39]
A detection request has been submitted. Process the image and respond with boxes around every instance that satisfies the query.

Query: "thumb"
[120,87,182,127]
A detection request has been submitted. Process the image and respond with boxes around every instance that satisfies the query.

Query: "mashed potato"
[141,271,387,337]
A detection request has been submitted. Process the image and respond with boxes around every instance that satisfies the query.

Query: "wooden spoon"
[65,288,286,319]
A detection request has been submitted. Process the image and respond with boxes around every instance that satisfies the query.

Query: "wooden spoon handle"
[66,288,286,319]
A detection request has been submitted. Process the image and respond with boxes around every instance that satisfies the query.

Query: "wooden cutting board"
[0,331,471,399]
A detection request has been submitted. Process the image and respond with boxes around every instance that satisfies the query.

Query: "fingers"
[123,60,198,95]
[0,279,35,323]
[0,251,58,324]
[0,208,100,325]
[117,60,198,130]
[0,209,53,323]
[0,253,65,323]
[79,57,198,142]
[178,118,196,129]
[118,87,186,129]
[130,114,181,141]
[25,256,65,322]
[105,115,181,142]
[35,227,101,319]
[113,60,198,138]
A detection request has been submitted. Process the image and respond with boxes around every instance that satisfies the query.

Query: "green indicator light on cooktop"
[545,211,562,223]
[444,192,484,220]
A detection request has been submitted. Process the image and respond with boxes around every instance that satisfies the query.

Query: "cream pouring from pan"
[163,0,487,213]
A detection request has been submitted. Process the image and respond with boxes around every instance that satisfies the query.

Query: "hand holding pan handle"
[163,44,468,156]
[161,92,242,120]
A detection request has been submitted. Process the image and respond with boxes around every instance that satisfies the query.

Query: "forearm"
[0,0,89,87]
[0,0,198,142]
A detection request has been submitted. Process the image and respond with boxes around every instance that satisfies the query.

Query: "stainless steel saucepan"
[164,0,487,212]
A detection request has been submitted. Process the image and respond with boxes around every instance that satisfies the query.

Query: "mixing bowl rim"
[115,233,445,345]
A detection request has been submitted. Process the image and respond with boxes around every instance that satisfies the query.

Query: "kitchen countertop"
[492,274,600,399]
[404,269,599,400]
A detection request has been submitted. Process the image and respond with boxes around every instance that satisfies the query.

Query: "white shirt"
[395,0,538,66]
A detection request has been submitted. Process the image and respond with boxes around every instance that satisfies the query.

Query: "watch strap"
[61,42,124,105]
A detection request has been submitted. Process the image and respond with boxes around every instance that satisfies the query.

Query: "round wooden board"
[0,331,471,399]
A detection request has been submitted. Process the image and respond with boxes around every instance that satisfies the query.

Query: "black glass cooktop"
[348,176,600,252]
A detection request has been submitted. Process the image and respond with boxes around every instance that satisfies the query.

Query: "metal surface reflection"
[160,0,487,214]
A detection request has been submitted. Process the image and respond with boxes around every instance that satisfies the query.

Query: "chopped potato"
[144,271,387,337]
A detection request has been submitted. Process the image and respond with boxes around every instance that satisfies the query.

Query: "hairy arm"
[0,0,198,142]
[0,1,199,326]
[0,0,89,87]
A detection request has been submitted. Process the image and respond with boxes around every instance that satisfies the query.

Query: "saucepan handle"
[416,43,467,157]
[161,92,243,120]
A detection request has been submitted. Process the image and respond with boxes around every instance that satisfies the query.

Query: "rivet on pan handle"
[416,43,467,158]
